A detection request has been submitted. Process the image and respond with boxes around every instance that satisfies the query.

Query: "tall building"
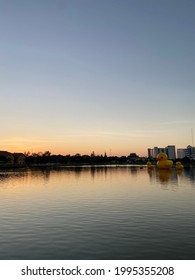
[185,145,195,159]
[165,145,176,160]
[177,149,186,159]
[177,145,195,159]
[153,147,159,158]
[148,145,175,159]
[148,148,153,158]
[148,147,159,158]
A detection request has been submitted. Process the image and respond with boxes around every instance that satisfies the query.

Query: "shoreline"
[0,162,195,171]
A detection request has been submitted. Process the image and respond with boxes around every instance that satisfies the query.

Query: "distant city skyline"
[1,143,195,159]
[0,0,194,156]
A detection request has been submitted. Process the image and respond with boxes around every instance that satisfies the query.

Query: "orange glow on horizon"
[0,130,192,158]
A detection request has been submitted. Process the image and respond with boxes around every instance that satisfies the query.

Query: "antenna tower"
[191,128,194,147]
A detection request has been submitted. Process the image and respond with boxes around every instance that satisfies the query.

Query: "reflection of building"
[148,145,176,159]
[177,145,195,159]
[0,151,26,166]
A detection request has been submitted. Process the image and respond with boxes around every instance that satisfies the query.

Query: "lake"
[0,166,195,260]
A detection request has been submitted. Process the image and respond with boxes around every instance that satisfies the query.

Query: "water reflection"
[129,166,138,175]
[1,165,195,187]
[0,166,195,259]
[157,169,173,184]
[183,168,195,183]
[148,167,185,185]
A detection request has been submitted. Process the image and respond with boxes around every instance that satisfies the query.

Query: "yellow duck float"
[176,161,184,170]
[157,152,173,169]
[147,161,154,169]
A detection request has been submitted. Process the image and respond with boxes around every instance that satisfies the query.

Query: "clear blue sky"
[0,0,194,156]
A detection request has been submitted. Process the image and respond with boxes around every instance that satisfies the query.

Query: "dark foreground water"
[0,166,195,260]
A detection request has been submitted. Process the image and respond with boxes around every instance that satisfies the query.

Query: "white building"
[153,147,159,158]
[177,145,195,159]
[148,145,176,159]
[165,145,176,160]
[177,149,186,159]
[185,145,195,159]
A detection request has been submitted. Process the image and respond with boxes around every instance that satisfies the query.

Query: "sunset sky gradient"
[0,0,194,156]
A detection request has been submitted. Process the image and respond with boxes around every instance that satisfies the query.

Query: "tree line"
[24,151,147,166]
[23,151,195,167]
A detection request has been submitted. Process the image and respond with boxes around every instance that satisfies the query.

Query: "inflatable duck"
[157,152,173,169]
[176,161,184,170]
[147,161,154,169]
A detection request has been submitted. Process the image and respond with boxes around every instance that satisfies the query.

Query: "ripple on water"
[0,166,195,259]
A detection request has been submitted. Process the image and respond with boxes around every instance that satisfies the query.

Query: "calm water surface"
[0,166,195,260]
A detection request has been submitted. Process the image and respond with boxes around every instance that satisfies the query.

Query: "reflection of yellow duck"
[176,161,184,170]
[157,153,173,169]
[158,169,172,183]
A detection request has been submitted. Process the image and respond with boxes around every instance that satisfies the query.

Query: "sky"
[0,0,194,156]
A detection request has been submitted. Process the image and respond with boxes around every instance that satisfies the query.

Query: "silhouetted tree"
[43,151,51,157]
